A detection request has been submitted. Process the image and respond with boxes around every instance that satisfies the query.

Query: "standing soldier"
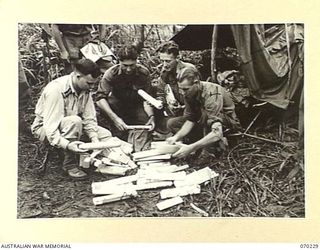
[52,24,106,73]
[166,67,241,158]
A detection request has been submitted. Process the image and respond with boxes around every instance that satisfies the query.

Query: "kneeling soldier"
[96,45,155,151]
[31,59,112,180]
[166,68,241,158]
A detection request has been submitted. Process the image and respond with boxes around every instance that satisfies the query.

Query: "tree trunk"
[298,87,304,149]
[211,25,218,82]
[172,25,177,34]
[134,25,145,53]
[155,25,162,43]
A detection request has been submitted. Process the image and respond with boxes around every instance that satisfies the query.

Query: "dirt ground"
[17,23,304,219]
[17,127,304,218]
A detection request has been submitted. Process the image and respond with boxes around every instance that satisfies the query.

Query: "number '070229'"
[300,244,319,248]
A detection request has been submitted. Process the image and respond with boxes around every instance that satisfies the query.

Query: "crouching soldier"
[166,68,241,158]
[156,41,197,116]
[96,45,155,151]
[31,59,112,180]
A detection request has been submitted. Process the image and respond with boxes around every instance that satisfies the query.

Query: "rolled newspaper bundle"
[126,125,152,130]
[93,190,138,205]
[137,89,163,109]
[79,140,121,150]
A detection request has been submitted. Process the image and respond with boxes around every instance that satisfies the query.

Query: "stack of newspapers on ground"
[82,140,219,212]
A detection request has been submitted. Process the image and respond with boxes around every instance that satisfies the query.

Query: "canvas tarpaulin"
[171,25,235,50]
[171,24,304,110]
[231,24,304,109]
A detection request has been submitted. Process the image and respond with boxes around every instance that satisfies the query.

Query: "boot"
[62,140,87,180]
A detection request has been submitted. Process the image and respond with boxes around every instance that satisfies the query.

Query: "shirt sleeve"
[206,87,233,127]
[183,96,199,123]
[82,93,99,140]
[183,85,200,122]
[42,87,69,149]
[220,88,241,129]
[96,69,113,102]
[222,88,236,114]
[138,68,152,94]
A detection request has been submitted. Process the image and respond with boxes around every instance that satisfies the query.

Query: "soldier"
[156,41,197,116]
[31,59,112,180]
[96,45,155,151]
[166,67,241,158]
[52,24,106,73]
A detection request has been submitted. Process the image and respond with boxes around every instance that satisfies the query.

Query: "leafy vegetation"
[18,24,304,218]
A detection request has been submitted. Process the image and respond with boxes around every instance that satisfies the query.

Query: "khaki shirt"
[184,81,240,129]
[31,74,99,149]
[96,64,151,105]
[157,59,197,104]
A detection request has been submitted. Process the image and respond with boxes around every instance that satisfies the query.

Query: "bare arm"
[166,120,195,144]
[143,101,154,117]
[96,98,127,131]
[190,122,223,151]
[143,101,155,130]
[96,98,119,121]
[172,122,223,158]
[96,67,128,131]
[51,24,69,61]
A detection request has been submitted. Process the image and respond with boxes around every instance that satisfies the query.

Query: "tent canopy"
[171,24,280,50]
[171,25,235,50]
[171,24,304,109]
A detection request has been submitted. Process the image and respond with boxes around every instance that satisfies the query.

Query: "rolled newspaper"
[126,125,152,130]
[137,89,163,109]
[79,140,121,150]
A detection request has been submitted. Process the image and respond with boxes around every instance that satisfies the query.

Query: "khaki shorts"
[62,33,91,60]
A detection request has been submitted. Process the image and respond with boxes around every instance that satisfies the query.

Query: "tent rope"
[285,24,292,88]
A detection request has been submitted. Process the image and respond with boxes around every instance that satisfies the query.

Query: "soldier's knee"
[63,115,82,126]
[60,115,83,133]
[97,126,112,140]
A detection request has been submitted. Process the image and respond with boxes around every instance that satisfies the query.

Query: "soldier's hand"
[166,135,178,145]
[114,117,128,131]
[172,144,195,159]
[60,50,70,62]
[211,122,223,136]
[67,141,88,153]
[146,116,155,131]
